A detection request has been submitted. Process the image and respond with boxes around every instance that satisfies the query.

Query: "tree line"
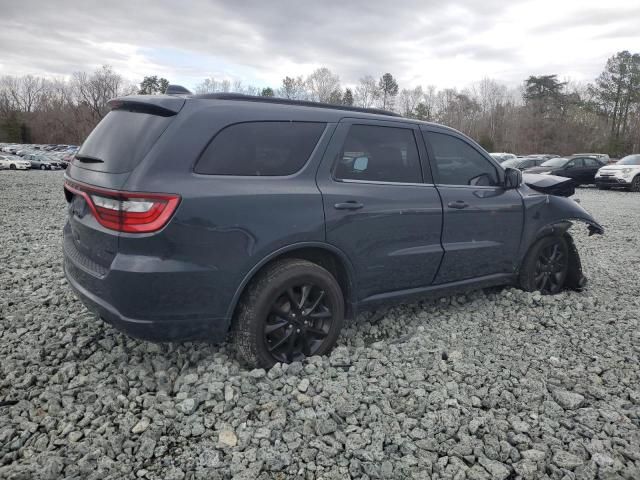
[1,50,638,156]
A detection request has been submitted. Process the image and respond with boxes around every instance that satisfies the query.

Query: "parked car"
[63,91,603,367]
[595,154,640,191]
[574,153,610,164]
[0,154,31,170]
[24,153,55,170]
[501,157,547,171]
[523,156,606,185]
[490,152,517,163]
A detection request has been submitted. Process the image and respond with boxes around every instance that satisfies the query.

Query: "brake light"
[64,180,180,233]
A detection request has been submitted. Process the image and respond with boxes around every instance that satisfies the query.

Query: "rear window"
[195,122,326,176]
[75,109,173,173]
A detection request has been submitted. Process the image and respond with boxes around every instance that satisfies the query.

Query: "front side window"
[424,132,499,186]
[195,122,326,176]
[334,125,423,183]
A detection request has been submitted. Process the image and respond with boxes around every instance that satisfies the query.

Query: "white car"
[490,152,517,163]
[0,154,31,170]
[595,154,640,191]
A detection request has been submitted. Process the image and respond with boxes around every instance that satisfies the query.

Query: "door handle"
[447,200,469,209]
[334,201,364,210]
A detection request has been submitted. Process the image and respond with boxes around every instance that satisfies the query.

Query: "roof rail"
[192,92,402,117]
[165,84,193,95]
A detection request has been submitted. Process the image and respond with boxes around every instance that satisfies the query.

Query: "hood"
[522,173,575,197]
[599,164,639,171]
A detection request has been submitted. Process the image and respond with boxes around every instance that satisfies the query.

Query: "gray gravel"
[1,171,639,480]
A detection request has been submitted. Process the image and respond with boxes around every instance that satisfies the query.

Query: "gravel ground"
[1,171,639,480]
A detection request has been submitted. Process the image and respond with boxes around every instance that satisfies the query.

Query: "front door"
[317,120,444,300]
[422,128,524,284]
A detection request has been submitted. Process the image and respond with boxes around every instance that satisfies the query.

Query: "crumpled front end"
[518,183,604,291]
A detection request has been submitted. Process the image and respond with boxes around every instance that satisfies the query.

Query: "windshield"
[541,157,569,167]
[501,159,520,168]
[617,154,640,165]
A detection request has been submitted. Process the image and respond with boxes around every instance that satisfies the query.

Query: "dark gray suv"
[63,91,603,367]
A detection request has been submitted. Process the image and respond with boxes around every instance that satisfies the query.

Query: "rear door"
[316,119,443,300]
[422,128,524,284]
[583,157,603,183]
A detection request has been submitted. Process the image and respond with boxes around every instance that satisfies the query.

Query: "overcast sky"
[1,0,638,91]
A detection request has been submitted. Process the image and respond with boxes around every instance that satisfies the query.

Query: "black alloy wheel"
[234,259,344,368]
[264,284,334,363]
[533,240,568,294]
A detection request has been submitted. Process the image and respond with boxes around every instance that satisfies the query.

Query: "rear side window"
[195,122,326,176]
[75,109,173,173]
[334,125,423,183]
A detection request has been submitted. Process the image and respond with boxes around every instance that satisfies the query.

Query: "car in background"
[529,154,560,160]
[0,154,31,170]
[501,156,547,171]
[523,156,605,185]
[490,152,517,163]
[574,153,610,164]
[595,154,640,191]
[24,153,56,170]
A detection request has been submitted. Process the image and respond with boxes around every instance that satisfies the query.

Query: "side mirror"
[353,156,369,172]
[504,167,522,189]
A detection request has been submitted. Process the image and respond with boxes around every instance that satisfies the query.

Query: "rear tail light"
[64,180,180,233]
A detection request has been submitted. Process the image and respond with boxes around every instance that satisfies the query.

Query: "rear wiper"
[75,155,104,164]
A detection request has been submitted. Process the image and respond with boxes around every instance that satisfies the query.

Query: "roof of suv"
[190,93,402,118]
[108,89,453,133]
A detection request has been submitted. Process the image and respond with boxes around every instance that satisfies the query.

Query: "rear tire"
[232,259,344,368]
[519,235,569,295]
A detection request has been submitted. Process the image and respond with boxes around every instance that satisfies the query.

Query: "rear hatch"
[64,96,184,274]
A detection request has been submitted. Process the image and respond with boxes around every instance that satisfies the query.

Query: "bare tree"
[398,86,424,117]
[73,65,134,121]
[306,68,340,103]
[354,75,379,108]
[278,76,307,100]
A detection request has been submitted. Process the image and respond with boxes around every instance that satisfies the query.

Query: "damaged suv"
[63,91,603,367]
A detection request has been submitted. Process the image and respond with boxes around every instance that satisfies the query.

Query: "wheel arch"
[517,222,587,291]
[225,242,358,324]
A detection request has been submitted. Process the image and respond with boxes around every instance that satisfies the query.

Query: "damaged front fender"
[520,183,604,240]
[517,184,604,291]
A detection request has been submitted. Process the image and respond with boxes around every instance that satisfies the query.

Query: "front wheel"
[631,176,640,192]
[519,235,569,295]
[9,164,16,170]
[233,259,344,368]
[40,164,46,170]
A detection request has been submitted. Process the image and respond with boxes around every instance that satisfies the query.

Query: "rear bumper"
[63,230,230,343]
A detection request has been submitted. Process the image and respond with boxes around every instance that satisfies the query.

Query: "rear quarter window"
[195,121,326,176]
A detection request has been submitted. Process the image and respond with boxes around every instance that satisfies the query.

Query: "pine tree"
[342,88,354,106]
[378,73,399,110]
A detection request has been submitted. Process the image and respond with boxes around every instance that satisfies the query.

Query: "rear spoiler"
[107,95,186,116]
